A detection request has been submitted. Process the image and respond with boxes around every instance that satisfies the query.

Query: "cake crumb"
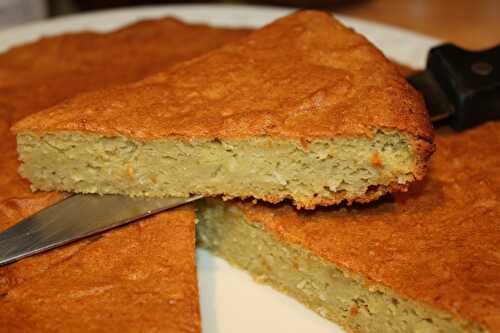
[127,167,134,178]
[350,305,359,317]
[371,151,382,167]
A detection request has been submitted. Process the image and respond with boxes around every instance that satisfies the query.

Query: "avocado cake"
[2,9,498,333]
[13,11,434,209]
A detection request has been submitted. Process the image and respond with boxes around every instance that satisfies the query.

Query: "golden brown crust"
[0,17,248,333]
[234,121,500,332]
[0,207,201,333]
[13,11,433,145]
[409,135,435,182]
[1,17,249,128]
[221,181,412,209]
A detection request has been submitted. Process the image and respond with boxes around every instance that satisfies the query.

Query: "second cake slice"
[13,11,434,208]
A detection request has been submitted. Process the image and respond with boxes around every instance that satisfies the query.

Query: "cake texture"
[0,17,248,332]
[197,123,500,333]
[13,10,434,209]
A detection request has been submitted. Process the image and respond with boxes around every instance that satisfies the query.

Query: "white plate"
[0,5,441,333]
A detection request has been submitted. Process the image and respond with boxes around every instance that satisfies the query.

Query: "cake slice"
[13,11,434,209]
[197,122,500,333]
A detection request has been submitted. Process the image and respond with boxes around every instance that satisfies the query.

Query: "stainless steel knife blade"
[0,194,201,265]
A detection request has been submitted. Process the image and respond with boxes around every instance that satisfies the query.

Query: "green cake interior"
[17,130,418,208]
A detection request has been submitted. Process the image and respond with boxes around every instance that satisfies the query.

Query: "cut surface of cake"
[197,122,500,333]
[13,11,434,209]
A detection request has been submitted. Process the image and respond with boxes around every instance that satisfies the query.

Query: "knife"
[408,43,500,130]
[0,194,201,265]
[1,44,499,266]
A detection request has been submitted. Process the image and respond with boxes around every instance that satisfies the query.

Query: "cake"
[4,10,494,333]
[13,11,434,209]
[1,207,201,333]
[0,17,248,333]
[197,122,500,333]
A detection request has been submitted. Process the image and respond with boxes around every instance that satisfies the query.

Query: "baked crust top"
[1,17,249,128]
[235,122,500,332]
[13,11,433,143]
[0,17,248,203]
[0,206,200,333]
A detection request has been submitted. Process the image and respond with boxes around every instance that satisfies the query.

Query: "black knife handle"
[427,43,500,130]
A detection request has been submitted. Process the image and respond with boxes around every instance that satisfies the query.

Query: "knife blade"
[0,194,201,265]
[408,43,500,130]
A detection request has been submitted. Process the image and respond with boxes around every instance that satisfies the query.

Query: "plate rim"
[0,4,441,67]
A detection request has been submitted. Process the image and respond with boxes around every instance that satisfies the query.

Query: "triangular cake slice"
[13,11,434,209]
[197,122,500,333]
